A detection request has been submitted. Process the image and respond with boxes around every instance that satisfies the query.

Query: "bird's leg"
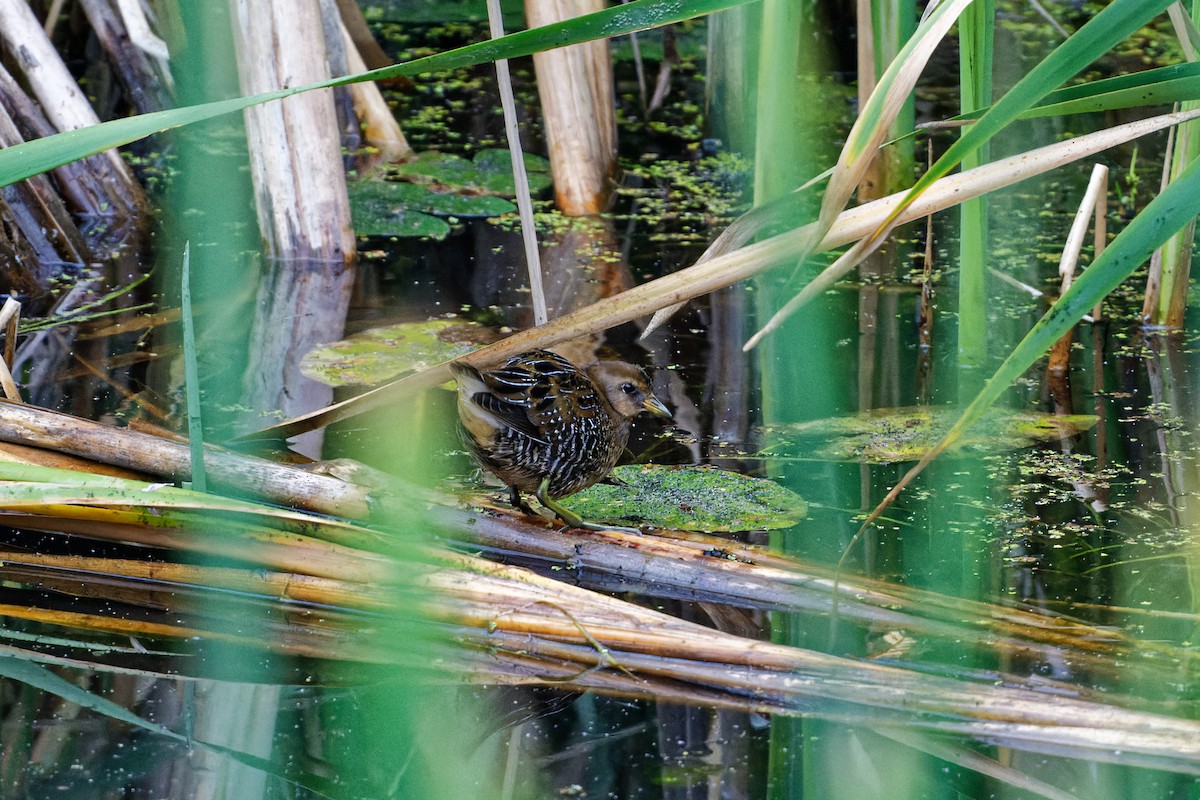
[536,477,641,534]
[508,486,540,517]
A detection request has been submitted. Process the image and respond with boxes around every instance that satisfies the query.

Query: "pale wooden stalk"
[0,506,391,582]
[42,0,67,34]
[0,299,21,402]
[0,298,17,370]
[230,0,357,457]
[5,504,1200,772]
[1143,103,1200,325]
[0,551,390,609]
[855,0,914,201]
[1047,163,1108,407]
[113,0,170,61]
[231,0,353,264]
[489,0,548,325]
[525,0,617,215]
[339,18,412,164]
[0,401,372,518]
[428,559,1200,771]
[0,0,142,217]
[856,0,878,187]
[450,507,1173,680]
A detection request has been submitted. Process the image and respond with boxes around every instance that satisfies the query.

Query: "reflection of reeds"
[957,0,993,377]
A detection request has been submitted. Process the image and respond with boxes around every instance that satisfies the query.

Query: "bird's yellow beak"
[642,395,672,418]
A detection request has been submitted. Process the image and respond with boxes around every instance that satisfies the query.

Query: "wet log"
[0,400,372,518]
[0,93,90,293]
[77,0,174,115]
[525,0,617,216]
[0,0,143,219]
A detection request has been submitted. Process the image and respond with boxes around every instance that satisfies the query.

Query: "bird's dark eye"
[621,382,638,395]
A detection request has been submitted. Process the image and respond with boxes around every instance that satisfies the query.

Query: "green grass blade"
[873,152,1200,517]
[877,0,1174,236]
[0,0,752,191]
[0,654,188,743]
[957,0,995,376]
[180,243,207,492]
[885,64,1200,147]
[1027,62,1200,116]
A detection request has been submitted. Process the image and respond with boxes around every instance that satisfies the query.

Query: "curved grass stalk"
[747,0,1177,349]
[245,108,1200,440]
[859,150,1200,531]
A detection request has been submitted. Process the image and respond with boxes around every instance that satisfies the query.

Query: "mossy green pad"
[394,149,551,196]
[769,407,1099,463]
[350,189,451,240]
[349,179,518,240]
[353,179,515,218]
[300,318,493,387]
[561,464,807,532]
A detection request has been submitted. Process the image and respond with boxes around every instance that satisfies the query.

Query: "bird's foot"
[535,478,643,534]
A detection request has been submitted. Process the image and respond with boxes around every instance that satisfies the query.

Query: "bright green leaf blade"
[181,243,207,492]
[889,65,1200,147]
[1029,76,1200,117]
[1028,62,1200,116]
[0,0,752,190]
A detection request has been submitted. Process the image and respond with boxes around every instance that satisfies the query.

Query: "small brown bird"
[452,349,670,528]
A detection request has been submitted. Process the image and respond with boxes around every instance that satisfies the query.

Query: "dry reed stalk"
[3,499,1200,771]
[525,0,617,215]
[428,557,1200,770]
[0,401,372,517]
[448,505,1183,681]
[339,18,413,165]
[0,551,391,609]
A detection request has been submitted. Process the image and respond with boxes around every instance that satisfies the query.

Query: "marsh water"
[6,3,1200,799]
[308,10,1200,799]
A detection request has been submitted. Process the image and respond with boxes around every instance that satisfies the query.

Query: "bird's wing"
[479,351,602,437]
